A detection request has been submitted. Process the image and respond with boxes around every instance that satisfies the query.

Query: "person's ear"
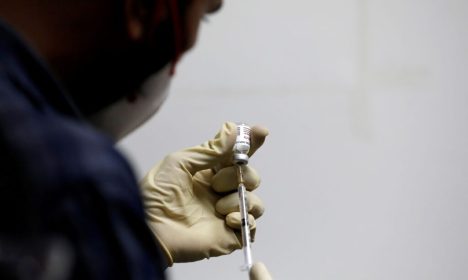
[124,0,166,41]
[125,0,145,40]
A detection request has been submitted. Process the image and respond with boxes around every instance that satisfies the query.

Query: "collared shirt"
[0,21,165,279]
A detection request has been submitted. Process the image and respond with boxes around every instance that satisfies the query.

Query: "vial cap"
[233,153,249,165]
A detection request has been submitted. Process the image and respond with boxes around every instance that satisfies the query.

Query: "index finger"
[248,125,269,157]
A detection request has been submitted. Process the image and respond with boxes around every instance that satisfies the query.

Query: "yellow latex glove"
[250,262,273,280]
[140,122,268,265]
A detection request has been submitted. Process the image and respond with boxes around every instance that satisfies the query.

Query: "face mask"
[88,64,171,141]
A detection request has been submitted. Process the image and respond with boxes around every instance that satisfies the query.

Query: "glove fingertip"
[251,125,269,138]
[249,262,273,280]
[225,212,256,230]
[249,125,269,156]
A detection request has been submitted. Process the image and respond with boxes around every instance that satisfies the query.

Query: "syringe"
[233,123,253,271]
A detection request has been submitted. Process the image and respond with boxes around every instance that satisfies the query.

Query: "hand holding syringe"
[141,122,272,279]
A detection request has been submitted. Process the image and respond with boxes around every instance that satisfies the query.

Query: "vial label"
[234,124,251,154]
[233,123,251,165]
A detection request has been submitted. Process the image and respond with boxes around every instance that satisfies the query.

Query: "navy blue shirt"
[0,22,166,279]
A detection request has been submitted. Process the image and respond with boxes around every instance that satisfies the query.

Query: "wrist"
[148,224,174,267]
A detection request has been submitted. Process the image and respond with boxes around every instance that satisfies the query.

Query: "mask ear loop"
[167,0,183,76]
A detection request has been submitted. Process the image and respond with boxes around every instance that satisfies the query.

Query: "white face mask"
[89,64,172,141]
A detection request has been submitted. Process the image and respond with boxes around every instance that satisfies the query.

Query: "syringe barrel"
[238,181,253,270]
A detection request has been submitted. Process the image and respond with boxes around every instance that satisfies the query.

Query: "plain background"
[118,0,468,279]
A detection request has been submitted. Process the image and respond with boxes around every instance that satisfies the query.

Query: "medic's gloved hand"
[250,262,273,280]
[140,122,268,265]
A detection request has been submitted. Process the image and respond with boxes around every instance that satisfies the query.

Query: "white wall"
[119,0,468,279]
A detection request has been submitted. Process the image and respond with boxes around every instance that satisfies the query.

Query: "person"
[0,0,272,279]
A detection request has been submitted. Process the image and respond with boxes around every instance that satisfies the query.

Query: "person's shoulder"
[0,32,137,199]
[0,86,133,188]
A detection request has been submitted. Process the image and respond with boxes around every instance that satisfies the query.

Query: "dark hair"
[66,0,186,116]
